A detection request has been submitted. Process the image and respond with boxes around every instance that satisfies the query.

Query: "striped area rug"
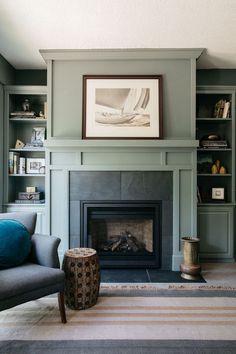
[0,296,236,341]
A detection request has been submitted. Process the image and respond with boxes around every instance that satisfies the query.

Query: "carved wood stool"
[63,248,100,310]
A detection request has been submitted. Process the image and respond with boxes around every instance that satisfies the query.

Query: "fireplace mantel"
[45,139,199,149]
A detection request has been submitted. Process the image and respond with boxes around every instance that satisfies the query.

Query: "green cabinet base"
[198,205,235,261]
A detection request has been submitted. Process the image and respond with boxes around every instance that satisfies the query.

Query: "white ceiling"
[0,0,236,70]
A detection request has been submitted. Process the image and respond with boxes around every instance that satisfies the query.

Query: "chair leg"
[58,291,67,323]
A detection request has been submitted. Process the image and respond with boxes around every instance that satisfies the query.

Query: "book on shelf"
[19,157,26,174]
[8,151,14,174]
[14,199,45,204]
[13,152,20,174]
[197,186,202,203]
[10,111,36,118]
[213,100,231,118]
[222,101,230,118]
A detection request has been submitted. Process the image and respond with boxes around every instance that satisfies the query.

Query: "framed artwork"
[31,127,45,147]
[82,75,163,139]
[26,158,45,174]
[212,187,225,200]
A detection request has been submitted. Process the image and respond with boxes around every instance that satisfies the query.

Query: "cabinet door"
[198,206,234,261]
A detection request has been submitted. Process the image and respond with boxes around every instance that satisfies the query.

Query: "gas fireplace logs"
[100,231,146,253]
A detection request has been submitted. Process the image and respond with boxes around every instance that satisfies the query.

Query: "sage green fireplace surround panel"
[41,49,202,270]
[51,59,191,139]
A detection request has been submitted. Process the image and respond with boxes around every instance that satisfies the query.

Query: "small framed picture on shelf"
[31,127,46,147]
[26,158,45,174]
[212,187,225,201]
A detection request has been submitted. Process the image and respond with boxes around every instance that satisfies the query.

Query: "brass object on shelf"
[180,237,201,280]
[219,166,226,174]
[211,164,218,174]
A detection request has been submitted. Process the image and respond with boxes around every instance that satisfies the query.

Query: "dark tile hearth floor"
[100,269,206,283]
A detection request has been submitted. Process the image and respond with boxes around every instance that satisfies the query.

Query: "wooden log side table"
[62,248,100,310]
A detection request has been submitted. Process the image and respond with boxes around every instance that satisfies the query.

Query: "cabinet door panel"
[198,206,234,260]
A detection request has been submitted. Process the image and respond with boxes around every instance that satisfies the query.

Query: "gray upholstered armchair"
[0,212,66,323]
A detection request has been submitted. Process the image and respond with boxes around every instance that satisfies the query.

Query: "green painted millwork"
[3,85,47,234]
[51,59,192,139]
[41,49,202,269]
[41,49,202,140]
[198,206,235,261]
[0,84,3,211]
[196,85,235,261]
[0,55,14,85]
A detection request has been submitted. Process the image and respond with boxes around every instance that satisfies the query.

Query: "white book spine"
[19,157,26,174]
[13,153,20,174]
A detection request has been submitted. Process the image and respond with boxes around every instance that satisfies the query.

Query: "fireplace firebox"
[81,201,162,268]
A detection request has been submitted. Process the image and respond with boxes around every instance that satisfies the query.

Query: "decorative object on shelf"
[180,237,201,280]
[31,127,45,147]
[211,164,218,174]
[219,166,226,174]
[15,188,44,204]
[82,75,163,139]
[197,153,213,173]
[211,160,227,175]
[39,166,45,174]
[212,187,225,201]
[26,158,45,174]
[18,192,42,200]
[22,99,30,112]
[15,139,25,149]
[200,134,228,149]
[26,186,37,193]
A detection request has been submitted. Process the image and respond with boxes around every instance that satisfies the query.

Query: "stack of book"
[9,153,26,174]
[10,111,36,119]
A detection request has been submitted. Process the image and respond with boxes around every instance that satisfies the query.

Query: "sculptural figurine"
[22,99,30,111]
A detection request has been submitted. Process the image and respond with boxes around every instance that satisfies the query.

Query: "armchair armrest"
[30,234,61,268]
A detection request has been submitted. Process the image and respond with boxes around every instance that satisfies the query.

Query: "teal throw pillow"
[0,219,31,269]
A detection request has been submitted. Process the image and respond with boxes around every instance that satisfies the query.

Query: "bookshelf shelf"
[196,86,235,262]
[4,85,47,206]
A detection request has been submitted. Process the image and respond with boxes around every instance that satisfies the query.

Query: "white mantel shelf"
[45,139,199,149]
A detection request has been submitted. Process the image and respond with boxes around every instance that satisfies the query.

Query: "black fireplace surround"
[81,201,162,268]
[70,171,173,270]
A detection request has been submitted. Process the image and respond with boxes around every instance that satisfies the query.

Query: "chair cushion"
[0,219,31,269]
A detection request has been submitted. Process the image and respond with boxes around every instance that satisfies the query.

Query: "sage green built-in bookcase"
[196,86,235,261]
[3,85,47,233]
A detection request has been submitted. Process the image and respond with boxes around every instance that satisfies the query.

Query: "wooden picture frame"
[82,75,163,139]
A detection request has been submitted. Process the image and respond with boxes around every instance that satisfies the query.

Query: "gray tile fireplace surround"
[69,171,173,270]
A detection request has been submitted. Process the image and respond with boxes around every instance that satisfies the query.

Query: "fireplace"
[70,171,173,270]
[81,201,161,268]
